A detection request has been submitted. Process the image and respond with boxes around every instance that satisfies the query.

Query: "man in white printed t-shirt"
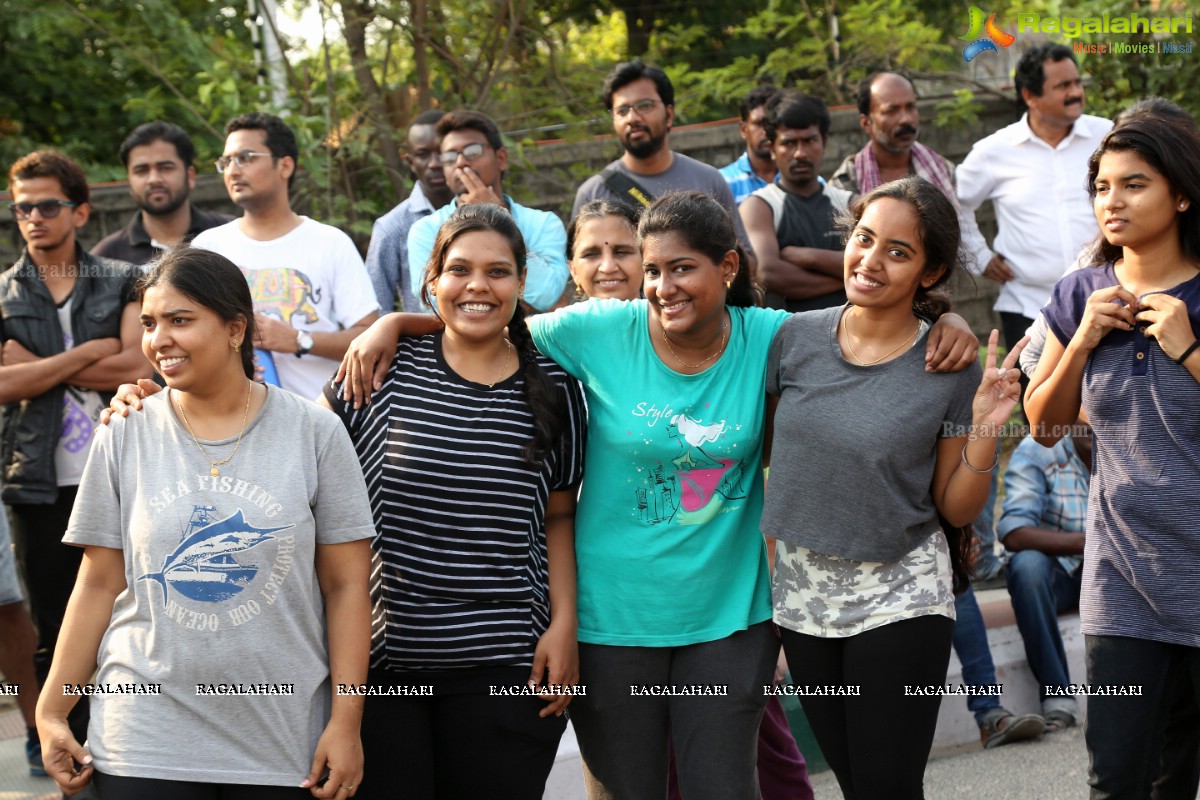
[192,112,378,400]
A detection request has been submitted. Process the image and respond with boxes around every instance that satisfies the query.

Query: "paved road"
[811,726,1092,800]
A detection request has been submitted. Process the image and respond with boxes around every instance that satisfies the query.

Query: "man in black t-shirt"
[739,91,851,312]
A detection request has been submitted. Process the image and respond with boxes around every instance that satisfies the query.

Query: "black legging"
[780,614,955,800]
[93,772,310,799]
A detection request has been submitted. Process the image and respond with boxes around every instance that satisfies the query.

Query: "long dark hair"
[1084,115,1200,267]
[421,204,564,464]
[637,191,760,308]
[137,246,256,379]
[842,177,976,591]
[842,176,963,321]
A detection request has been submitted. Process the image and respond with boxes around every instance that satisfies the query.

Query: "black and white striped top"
[326,332,586,669]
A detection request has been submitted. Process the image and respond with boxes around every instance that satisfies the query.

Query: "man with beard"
[739,91,850,311]
[956,44,1111,356]
[92,121,233,265]
[573,61,748,247]
[719,86,780,205]
[365,110,454,312]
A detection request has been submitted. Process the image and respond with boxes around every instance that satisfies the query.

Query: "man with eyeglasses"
[191,112,379,399]
[365,110,453,312]
[719,86,781,205]
[406,110,569,312]
[572,61,748,249]
[92,121,233,265]
[1,150,150,761]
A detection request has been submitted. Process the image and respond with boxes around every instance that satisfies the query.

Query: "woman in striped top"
[1026,114,1200,797]
[323,204,586,798]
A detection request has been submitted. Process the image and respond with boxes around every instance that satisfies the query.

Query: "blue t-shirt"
[530,300,789,646]
[1042,263,1200,646]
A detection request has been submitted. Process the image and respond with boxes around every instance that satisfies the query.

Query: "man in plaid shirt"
[998,423,1092,731]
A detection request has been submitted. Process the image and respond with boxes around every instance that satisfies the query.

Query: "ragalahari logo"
[960,6,1016,62]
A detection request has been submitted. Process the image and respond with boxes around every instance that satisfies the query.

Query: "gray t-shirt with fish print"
[63,384,374,785]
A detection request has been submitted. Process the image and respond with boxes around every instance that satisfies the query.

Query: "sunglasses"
[9,200,79,220]
[214,151,273,173]
[438,143,491,166]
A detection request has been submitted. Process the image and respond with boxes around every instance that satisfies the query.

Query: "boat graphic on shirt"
[140,505,293,606]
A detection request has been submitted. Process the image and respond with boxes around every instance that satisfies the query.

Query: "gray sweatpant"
[571,621,778,800]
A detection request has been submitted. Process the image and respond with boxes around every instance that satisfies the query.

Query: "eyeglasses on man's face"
[8,200,78,220]
[438,143,491,166]
[214,150,274,173]
[613,99,660,119]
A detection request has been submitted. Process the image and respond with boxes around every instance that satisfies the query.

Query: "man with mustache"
[956,44,1111,361]
[573,61,749,248]
[719,86,781,205]
[92,121,233,265]
[739,91,851,311]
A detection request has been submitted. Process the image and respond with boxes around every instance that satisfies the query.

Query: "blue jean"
[951,585,1000,724]
[1006,550,1082,700]
[972,462,1003,580]
[1085,635,1200,799]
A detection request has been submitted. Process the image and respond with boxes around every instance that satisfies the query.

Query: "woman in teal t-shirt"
[334,191,978,799]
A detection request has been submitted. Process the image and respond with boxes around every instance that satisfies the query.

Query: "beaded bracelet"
[961,443,999,473]
[1177,340,1200,366]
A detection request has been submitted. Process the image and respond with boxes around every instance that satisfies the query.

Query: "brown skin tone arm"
[740,197,842,299]
[255,311,381,361]
[66,303,154,390]
[1003,527,1085,555]
[0,339,120,405]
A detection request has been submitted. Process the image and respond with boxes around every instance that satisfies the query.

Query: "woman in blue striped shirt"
[1026,114,1200,798]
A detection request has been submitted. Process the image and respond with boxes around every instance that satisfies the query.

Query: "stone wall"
[1,94,1015,335]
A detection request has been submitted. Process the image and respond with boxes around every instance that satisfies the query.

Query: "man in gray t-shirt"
[573,60,749,249]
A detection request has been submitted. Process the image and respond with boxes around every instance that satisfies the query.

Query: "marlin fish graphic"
[140,509,293,606]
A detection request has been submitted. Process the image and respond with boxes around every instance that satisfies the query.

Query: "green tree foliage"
[0,0,256,179]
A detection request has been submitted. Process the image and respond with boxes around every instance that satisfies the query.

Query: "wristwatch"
[295,330,314,358]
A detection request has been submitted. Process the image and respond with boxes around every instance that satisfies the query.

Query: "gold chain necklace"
[175,381,254,477]
[487,340,514,389]
[661,317,730,370]
[842,308,920,366]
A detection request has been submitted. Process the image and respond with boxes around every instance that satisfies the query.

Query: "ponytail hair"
[637,191,762,308]
[841,176,962,321]
[420,204,565,465]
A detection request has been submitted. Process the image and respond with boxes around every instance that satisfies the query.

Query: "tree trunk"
[412,0,431,109]
[342,0,407,197]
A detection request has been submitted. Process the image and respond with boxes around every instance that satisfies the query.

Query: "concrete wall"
[1,94,1014,334]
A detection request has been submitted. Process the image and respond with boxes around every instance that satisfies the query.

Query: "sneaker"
[26,727,47,777]
[979,708,1045,749]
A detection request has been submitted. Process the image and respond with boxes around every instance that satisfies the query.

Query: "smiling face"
[641,231,735,337]
[141,283,246,391]
[127,139,194,217]
[1024,58,1085,130]
[1093,149,1187,252]
[569,215,642,300]
[844,197,941,310]
[612,78,674,160]
[11,175,88,257]
[431,229,525,344]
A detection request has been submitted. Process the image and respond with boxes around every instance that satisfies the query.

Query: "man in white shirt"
[192,113,379,399]
[957,43,1112,356]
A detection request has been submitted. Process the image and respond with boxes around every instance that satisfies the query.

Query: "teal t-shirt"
[531,300,789,646]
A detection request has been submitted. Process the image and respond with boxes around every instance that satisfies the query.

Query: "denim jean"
[951,584,1001,724]
[1005,549,1082,702]
[972,462,1003,581]
[1085,635,1200,800]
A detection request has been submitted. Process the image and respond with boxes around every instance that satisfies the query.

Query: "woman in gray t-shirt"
[36,248,375,800]
[764,177,1025,800]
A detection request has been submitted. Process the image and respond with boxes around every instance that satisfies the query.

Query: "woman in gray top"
[763,177,1025,800]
